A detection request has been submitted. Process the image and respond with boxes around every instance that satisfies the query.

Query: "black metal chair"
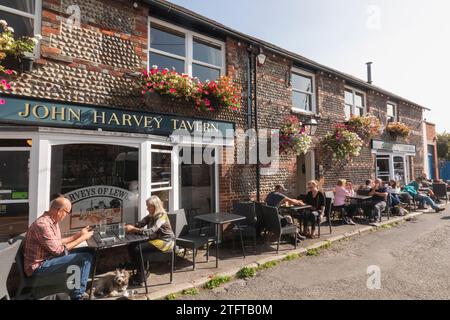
[13,234,70,300]
[317,197,333,237]
[261,205,297,253]
[138,214,176,284]
[173,209,215,270]
[231,201,257,252]
[432,183,448,204]
[255,202,266,237]
[0,237,23,300]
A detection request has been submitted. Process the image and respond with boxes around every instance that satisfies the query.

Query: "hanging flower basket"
[320,124,363,162]
[1,19,40,104]
[346,114,381,146]
[279,115,312,156]
[138,65,241,112]
[385,121,410,138]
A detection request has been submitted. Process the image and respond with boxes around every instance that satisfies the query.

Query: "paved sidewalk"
[97,209,429,300]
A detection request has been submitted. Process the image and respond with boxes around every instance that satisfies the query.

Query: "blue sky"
[169,0,450,133]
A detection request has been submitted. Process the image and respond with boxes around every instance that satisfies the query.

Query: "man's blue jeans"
[415,194,439,210]
[33,251,92,299]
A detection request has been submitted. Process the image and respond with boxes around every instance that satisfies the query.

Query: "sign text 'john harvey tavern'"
[0,96,234,136]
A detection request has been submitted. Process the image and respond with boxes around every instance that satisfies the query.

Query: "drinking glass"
[99,219,107,236]
[118,222,126,239]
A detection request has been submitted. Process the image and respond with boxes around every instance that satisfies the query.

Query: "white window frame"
[0,0,42,57]
[291,68,316,114]
[386,101,397,122]
[375,153,410,185]
[148,17,226,80]
[344,86,366,119]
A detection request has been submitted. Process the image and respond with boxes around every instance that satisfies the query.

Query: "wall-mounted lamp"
[302,118,318,136]
[257,47,266,66]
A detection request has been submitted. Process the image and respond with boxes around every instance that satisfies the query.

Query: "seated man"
[368,179,388,222]
[265,185,305,241]
[24,197,94,300]
[405,178,444,213]
[417,173,440,203]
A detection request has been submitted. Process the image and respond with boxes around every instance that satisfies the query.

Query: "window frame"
[386,101,398,122]
[291,67,316,114]
[344,86,366,119]
[0,0,42,57]
[148,17,226,80]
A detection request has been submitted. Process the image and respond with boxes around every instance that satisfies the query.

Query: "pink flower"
[5,69,13,75]
[0,99,5,105]
[169,88,176,94]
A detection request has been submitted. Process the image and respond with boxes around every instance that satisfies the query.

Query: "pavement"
[177,207,450,300]
[100,204,448,300]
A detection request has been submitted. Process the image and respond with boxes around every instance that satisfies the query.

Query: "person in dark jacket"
[298,180,325,238]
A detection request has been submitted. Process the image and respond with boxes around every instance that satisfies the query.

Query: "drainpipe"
[253,53,261,202]
[246,49,253,129]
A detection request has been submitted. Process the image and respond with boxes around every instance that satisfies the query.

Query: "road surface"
[181,209,450,300]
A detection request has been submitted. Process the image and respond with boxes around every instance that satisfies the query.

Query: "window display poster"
[64,186,138,230]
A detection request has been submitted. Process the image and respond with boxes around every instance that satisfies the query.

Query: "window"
[344,87,366,119]
[179,146,216,228]
[291,69,316,113]
[149,18,225,82]
[0,1,41,41]
[0,140,30,240]
[50,144,139,234]
[150,146,172,211]
[387,102,397,122]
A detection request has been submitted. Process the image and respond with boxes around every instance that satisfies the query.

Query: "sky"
[169,0,450,133]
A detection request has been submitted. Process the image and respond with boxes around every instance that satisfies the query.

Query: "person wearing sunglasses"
[23,197,94,300]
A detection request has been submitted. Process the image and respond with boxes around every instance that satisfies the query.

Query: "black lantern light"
[303,118,318,136]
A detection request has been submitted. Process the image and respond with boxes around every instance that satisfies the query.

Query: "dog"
[93,269,130,298]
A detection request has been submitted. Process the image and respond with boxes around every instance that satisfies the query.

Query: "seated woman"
[299,180,326,238]
[333,179,356,225]
[125,196,175,285]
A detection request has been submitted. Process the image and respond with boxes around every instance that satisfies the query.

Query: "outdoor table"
[86,226,149,299]
[194,213,246,268]
[347,195,373,219]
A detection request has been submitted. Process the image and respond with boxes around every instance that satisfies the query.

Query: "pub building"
[0,0,430,241]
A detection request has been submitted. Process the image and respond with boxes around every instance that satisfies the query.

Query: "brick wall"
[2,0,426,206]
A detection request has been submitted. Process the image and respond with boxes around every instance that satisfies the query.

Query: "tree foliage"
[437,133,450,160]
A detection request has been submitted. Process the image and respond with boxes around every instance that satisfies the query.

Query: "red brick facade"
[2,0,426,211]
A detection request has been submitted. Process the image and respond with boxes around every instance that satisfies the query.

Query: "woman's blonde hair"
[337,179,346,187]
[307,180,319,188]
[146,195,166,215]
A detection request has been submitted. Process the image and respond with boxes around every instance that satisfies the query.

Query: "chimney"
[366,62,373,84]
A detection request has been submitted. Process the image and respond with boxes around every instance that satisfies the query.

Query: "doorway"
[297,151,315,196]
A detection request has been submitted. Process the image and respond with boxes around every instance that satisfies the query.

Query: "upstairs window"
[291,68,316,113]
[149,18,225,82]
[0,0,41,39]
[387,102,397,122]
[344,87,366,119]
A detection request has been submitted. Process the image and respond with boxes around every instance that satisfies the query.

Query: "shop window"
[151,146,172,211]
[179,147,216,228]
[0,140,30,240]
[0,1,41,40]
[149,18,225,82]
[50,144,139,234]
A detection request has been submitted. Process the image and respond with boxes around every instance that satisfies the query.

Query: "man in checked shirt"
[23,197,94,300]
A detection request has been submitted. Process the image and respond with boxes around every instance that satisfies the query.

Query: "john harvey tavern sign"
[0,95,234,136]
